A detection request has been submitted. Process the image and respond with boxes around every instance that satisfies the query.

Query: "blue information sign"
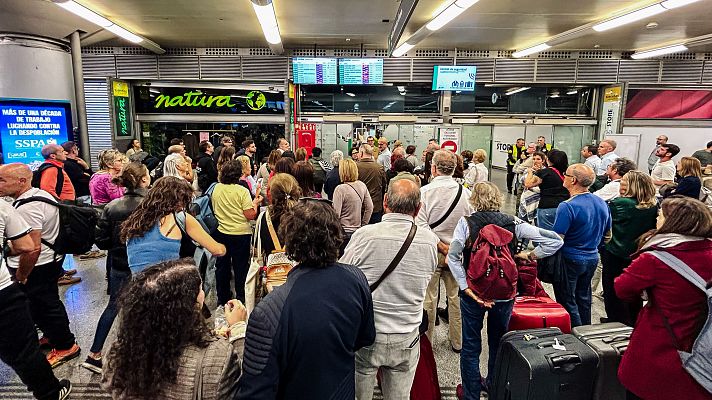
[338,59,384,85]
[432,66,477,91]
[292,58,338,84]
[0,99,72,170]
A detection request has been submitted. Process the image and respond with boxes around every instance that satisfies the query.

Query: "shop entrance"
[139,122,285,163]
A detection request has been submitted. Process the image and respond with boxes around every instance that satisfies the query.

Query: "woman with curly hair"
[122,177,225,273]
[90,149,127,206]
[293,160,321,198]
[237,199,375,399]
[256,173,301,260]
[211,160,263,306]
[102,259,247,399]
[82,162,151,374]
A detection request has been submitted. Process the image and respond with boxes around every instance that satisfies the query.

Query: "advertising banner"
[296,122,317,157]
[0,99,72,169]
[112,80,132,138]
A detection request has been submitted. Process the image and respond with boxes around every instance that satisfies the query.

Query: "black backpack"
[13,196,98,255]
[31,164,64,197]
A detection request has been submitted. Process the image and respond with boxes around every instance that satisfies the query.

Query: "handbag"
[245,211,266,317]
[262,210,296,290]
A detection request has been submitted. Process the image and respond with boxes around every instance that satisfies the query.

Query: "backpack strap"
[647,250,710,351]
[370,223,417,293]
[37,164,64,197]
[12,196,60,251]
[429,184,463,230]
[265,210,283,252]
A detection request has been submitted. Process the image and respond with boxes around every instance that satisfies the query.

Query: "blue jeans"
[460,294,514,400]
[89,269,131,353]
[553,257,598,327]
[536,208,557,231]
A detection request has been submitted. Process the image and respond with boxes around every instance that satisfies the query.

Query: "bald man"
[340,179,439,400]
[35,144,75,202]
[0,163,81,367]
[551,163,612,327]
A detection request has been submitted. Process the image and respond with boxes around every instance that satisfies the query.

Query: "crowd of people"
[0,132,710,400]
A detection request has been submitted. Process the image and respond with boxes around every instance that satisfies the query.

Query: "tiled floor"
[0,169,607,399]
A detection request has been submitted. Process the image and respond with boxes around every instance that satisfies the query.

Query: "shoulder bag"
[429,184,463,230]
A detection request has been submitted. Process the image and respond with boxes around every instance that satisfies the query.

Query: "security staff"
[536,136,553,155]
[507,138,526,193]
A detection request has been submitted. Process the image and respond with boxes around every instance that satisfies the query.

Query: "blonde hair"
[236,155,251,176]
[469,181,503,212]
[295,147,307,162]
[98,149,126,171]
[678,156,702,178]
[339,159,359,183]
[621,171,657,209]
[473,149,487,164]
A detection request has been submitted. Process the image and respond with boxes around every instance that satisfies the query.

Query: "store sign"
[112,80,132,138]
[134,86,285,115]
[600,85,624,135]
[0,99,72,169]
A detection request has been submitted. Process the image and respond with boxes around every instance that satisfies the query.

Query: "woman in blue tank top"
[122,177,226,273]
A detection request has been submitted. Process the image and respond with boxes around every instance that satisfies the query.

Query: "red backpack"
[465,222,518,302]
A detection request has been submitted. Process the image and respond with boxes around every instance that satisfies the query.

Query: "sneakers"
[58,379,72,400]
[79,250,106,260]
[58,274,81,286]
[47,344,80,368]
[81,356,103,374]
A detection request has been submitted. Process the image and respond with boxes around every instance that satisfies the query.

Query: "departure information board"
[338,58,384,85]
[292,58,338,84]
[0,99,72,169]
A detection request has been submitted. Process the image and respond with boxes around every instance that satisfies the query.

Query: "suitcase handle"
[549,354,582,372]
[601,334,630,344]
[536,340,558,349]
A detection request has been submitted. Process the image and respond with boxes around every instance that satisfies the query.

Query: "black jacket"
[95,189,146,272]
[237,262,375,400]
[196,152,218,192]
[324,166,340,200]
[63,158,92,197]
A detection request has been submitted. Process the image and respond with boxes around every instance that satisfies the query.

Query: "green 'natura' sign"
[113,95,131,137]
[134,86,286,115]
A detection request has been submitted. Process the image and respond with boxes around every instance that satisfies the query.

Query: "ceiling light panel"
[252,2,282,44]
[512,43,551,58]
[661,0,702,9]
[631,44,688,59]
[105,24,143,43]
[392,42,415,57]
[56,1,113,27]
[593,4,667,32]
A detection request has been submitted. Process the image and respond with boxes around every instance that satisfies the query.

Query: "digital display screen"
[432,65,476,91]
[338,58,384,85]
[292,58,338,84]
[0,99,72,169]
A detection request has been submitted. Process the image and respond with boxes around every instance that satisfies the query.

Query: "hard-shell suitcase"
[490,328,598,400]
[572,322,633,400]
[508,296,572,334]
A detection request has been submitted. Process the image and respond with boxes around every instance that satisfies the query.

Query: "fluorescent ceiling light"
[252,2,282,44]
[567,89,578,95]
[346,92,356,97]
[455,0,480,8]
[550,94,560,98]
[56,1,112,27]
[593,4,666,32]
[505,87,530,95]
[392,42,415,57]
[105,24,143,43]
[661,0,701,9]
[631,44,688,59]
[512,43,551,58]
[427,4,466,31]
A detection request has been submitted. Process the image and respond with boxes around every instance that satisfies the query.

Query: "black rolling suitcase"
[572,322,632,400]
[490,328,598,400]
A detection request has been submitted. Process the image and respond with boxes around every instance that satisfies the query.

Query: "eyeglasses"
[298,197,333,205]
[564,173,574,178]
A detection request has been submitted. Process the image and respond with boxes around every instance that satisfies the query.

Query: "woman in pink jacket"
[90,149,127,206]
[615,196,712,400]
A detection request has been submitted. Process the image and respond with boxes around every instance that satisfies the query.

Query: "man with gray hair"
[357,144,387,223]
[553,163,612,327]
[594,157,637,201]
[418,150,473,353]
[341,179,439,400]
[596,139,620,176]
[324,150,344,200]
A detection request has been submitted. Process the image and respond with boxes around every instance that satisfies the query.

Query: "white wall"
[621,125,712,170]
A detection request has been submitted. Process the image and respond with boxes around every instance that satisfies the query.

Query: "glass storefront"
[451,85,595,115]
[300,84,439,114]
